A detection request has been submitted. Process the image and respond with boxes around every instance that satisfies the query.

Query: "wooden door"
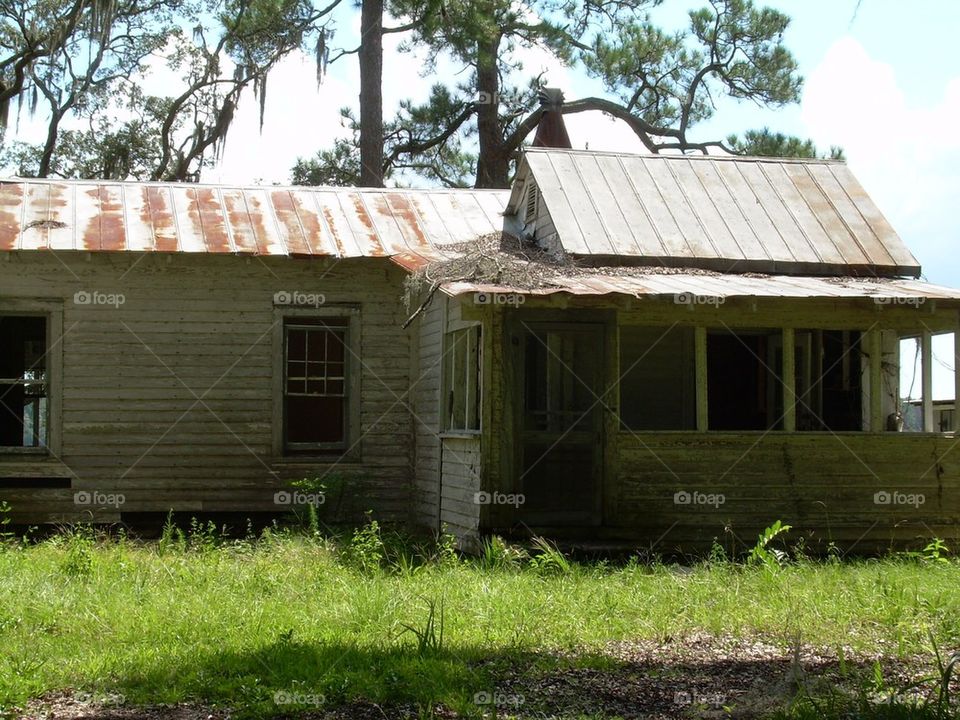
[516,323,603,526]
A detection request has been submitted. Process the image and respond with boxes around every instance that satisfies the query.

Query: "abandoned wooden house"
[1,146,959,552]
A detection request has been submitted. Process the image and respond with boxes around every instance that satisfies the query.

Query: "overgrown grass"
[0,522,959,718]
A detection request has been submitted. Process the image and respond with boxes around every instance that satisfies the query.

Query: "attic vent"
[524,182,538,223]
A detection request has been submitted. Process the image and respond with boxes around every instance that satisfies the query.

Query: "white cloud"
[801,37,960,287]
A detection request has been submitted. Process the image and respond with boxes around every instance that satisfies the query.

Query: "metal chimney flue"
[532,88,572,149]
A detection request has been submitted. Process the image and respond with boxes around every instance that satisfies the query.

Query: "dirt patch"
[12,634,954,720]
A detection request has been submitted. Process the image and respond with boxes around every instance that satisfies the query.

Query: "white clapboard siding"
[411,297,444,531]
[0,252,414,523]
[439,436,482,546]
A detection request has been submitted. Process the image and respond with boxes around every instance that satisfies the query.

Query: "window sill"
[439,431,482,440]
[272,456,362,467]
[0,447,49,456]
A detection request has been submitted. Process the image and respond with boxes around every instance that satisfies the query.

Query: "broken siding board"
[440,436,481,542]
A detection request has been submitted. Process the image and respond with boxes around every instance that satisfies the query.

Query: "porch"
[456,290,960,553]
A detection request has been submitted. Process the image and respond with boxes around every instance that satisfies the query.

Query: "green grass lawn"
[1,522,959,719]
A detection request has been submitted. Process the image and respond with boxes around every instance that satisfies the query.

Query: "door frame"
[496,310,615,531]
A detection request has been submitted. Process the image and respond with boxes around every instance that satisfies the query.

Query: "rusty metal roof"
[0,178,508,270]
[441,273,960,303]
[508,149,921,277]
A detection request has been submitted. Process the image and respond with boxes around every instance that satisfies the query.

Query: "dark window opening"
[523,328,600,434]
[707,329,780,431]
[619,326,695,430]
[445,326,481,431]
[0,316,47,448]
[283,319,348,453]
[796,329,863,431]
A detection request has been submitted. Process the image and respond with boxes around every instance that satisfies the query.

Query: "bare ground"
[13,633,953,720]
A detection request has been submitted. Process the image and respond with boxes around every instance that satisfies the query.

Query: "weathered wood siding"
[0,252,413,524]
[614,432,960,552]
[411,296,444,532]
[439,436,481,547]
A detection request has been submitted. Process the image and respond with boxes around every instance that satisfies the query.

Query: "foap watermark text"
[274,490,326,506]
[473,292,525,306]
[674,292,725,307]
[74,290,125,308]
[474,491,525,508]
[874,490,924,508]
[674,490,725,508]
[74,490,125,508]
[274,290,326,307]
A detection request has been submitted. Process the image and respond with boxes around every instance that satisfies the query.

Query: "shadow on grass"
[52,636,955,720]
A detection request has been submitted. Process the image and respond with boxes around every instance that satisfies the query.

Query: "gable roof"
[507,148,920,277]
[0,179,507,270]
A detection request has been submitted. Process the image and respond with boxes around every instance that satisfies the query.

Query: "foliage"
[1,0,339,180]
[527,536,571,575]
[748,520,792,570]
[344,511,385,573]
[903,538,953,565]
[0,501,12,544]
[58,525,96,578]
[400,596,445,655]
[300,0,828,188]
[478,534,527,570]
[728,127,845,159]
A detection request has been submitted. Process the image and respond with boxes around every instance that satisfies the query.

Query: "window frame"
[272,305,360,461]
[442,323,482,435]
[0,300,62,458]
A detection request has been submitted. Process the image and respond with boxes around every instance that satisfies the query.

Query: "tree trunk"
[358,0,384,187]
[474,33,510,189]
[37,107,68,177]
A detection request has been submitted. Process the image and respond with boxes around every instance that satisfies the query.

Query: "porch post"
[695,325,708,431]
[869,329,883,432]
[922,330,934,432]
[782,328,796,431]
[955,317,960,432]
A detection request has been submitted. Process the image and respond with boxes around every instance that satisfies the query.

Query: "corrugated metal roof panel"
[0,178,507,264]
[518,149,922,276]
[441,273,960,302]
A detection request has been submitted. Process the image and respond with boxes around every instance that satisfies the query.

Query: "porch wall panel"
[615,431,960,552]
